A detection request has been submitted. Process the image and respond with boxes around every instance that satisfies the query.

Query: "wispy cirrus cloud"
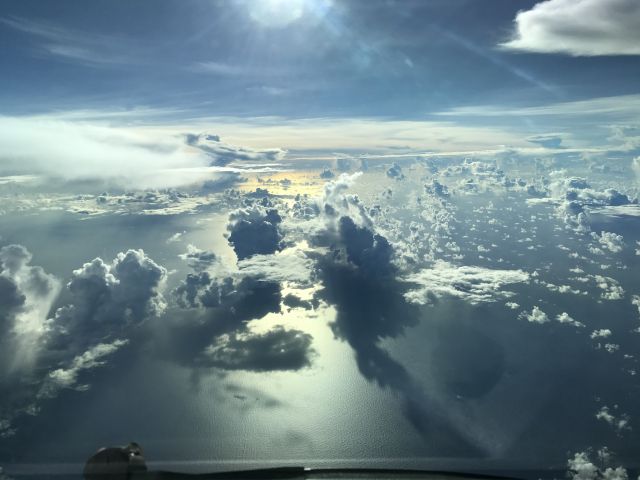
[191,61,261,76]
[1,16,142,66]
[435,94,640,119]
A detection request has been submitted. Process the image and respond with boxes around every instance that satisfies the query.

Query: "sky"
[1,0,640,185]
[1,1,640,478]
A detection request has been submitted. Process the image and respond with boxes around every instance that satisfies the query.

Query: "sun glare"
[248,0,306,27]
[245,0,332,28]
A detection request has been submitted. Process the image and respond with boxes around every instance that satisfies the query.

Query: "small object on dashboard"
[84,442,148,480]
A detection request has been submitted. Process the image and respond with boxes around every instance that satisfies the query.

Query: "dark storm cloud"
[203,327,313,372]
[173,271,218,309]
[185,133,286,167]
[173,268,280,317]
[227,201,284,260]
[283,293,315,311]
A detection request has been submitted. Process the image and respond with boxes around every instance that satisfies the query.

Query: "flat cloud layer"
[403,262,530,305]
[0,117,288,190]
[500,0,640,56]
[0,116,211,188]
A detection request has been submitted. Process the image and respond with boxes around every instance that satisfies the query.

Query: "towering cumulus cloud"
[0,248,167,437]
[227,201,284,260]
[307,174,482,455]
[50,249,167,349]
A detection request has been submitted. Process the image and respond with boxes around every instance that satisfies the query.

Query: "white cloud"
[38,339,128,399]
[0,117,291,191]
[519,306,550,324]
[632,295,640,316]
[556,312,585,328]
[601,467,628,480]
[435,94,640,120]
[603,343,620,353]
[568,452,600,480]
[591,275,625,300]
[237,247,314,287]
[403,262,529,305]
[172,116,529,154]
[596,406,632,434]
[0,116,211,188]
[500,0,640,56]
[544,172,635,233]
[593,231,625,253]
[166,231,186,244]
[568,450,630,480]
[591,329,613,339]
[191,61,255,76]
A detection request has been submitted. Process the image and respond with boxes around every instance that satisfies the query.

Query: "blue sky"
[0,0,639,183]
[2,0,639,116]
